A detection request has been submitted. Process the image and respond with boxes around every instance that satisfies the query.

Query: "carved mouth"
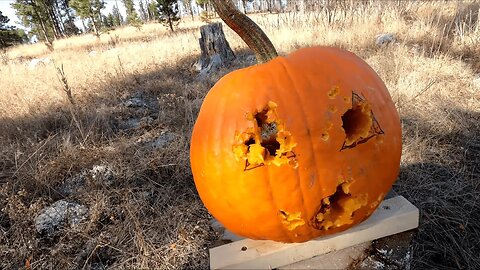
[311,180,367,231]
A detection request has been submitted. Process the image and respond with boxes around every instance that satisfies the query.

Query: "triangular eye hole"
[340,92,384,151]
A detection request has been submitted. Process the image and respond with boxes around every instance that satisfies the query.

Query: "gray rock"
[147,131,176,149]
[124,97,149,108]
[90,165,115,186]
[35,200,89,234]
[117,116,154,130]
[58,171,87,196]
[27,57,51,69]
[376,33,395,46]
[118,118,142,130]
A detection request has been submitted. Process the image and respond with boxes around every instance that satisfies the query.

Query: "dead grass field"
[0,1,479,269]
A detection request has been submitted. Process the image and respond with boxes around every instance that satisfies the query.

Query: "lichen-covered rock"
[27,57,51,69]
[90,165,115,185]
[124,97,150,108]
[118,116,155,130]
[375,33,395,46]
[35,200,89,235]
[58,171,87,196]
[148,131,176,149]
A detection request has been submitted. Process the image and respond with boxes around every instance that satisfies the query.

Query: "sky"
[0,0,20,27]
[0,0,261,30]
[0,0,129,29]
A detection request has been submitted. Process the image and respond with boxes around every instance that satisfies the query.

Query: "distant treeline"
[1,0,358,48]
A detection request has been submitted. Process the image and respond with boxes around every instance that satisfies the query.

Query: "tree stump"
[195,22,236,76]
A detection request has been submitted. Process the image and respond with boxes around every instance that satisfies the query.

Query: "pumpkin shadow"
[395,107,480,269]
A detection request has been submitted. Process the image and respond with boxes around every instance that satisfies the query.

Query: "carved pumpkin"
[190,1,401,243]
[190,46,401,243]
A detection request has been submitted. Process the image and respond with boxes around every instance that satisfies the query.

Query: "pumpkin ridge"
[265,155,295,242]
[277,58,320,240]
[209,89,233,226]
[262,73,303,242]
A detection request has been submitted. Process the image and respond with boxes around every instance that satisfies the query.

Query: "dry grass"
[0,1,479,269]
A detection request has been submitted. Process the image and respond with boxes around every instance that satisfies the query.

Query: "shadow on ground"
[396,107,480,269]
[0,48,256,269]
[0,47,479,269]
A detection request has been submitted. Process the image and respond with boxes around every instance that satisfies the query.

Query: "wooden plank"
[278,241,372,269]
[209,196,419,269]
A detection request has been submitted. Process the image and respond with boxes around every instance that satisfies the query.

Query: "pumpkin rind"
[190,46,402,243]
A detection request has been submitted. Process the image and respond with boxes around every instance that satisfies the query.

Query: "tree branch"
[210,0,278,63]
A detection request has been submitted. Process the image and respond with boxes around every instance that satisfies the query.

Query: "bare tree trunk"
[90,15,100,37]
[42,0,60,39]
[168,17,174,32]
[48,7,61,38]
[88,5,100,37]
[31,3,53,46]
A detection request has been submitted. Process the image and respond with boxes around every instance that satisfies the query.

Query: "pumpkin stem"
[210,0,278,63]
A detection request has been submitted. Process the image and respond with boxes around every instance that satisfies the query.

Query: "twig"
[399,80,438,109]
[55,63,75,105]
[82,243,106,270]
[53,62,86,142]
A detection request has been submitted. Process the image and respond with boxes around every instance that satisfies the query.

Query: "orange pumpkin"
[190,46,402,243]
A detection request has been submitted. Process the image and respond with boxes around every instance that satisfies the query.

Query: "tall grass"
[0,1,479,269]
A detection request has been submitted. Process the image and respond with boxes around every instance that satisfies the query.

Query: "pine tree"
[12,0,80,41]
[58,0,80,36]
[123,0,141,25]
[70,0,105,37]
[0,11,26,48]
[106,13,115,27]
[156,0,180,32]
[148,1,159,21]
[111,3,124,26]
[12,0,55,44]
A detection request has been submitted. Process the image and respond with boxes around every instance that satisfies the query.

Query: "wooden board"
[279,241,372,269]
[210,196,419,269]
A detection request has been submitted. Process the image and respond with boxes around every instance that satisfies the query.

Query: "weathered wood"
[195,22,236,76]
[209,196,419,269]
